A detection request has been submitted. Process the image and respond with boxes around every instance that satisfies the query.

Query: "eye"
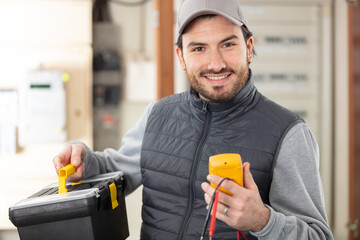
[223,42,235,48]
[192,47,204,52]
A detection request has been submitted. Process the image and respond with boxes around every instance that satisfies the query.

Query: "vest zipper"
[178,101,211,240]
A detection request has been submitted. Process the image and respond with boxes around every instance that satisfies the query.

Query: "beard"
[186,62,250,103]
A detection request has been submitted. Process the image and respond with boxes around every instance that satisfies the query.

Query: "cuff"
[249,205,285,238]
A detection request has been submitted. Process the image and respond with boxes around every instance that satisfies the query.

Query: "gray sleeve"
[250,122,333,239]
[81,101,156,195]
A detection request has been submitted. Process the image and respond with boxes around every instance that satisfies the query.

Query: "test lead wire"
[200,177,248,240]
[208,187,220,239]
[200,177,230,240]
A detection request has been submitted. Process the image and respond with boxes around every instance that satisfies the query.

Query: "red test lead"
[209,188,220,240]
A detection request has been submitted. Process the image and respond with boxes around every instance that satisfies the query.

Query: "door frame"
[348,2,360,239]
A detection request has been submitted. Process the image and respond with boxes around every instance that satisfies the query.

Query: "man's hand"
[53,143,86,182]
[201,162,270,232]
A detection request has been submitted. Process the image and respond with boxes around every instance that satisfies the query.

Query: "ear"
[176,47,186,70]
[246,36,254,63]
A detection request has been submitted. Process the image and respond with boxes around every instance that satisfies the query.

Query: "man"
[53,0,333,239]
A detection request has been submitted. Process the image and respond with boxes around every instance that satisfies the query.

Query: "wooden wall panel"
[155,0,174,100]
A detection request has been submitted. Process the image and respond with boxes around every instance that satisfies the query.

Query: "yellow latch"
[109,183,119,209]
[58,164,80,193]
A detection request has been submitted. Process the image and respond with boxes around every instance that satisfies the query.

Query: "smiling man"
[176,15,252,103]
[53,0,334,239]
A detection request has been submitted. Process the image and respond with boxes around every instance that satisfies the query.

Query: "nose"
[207,49,226,72]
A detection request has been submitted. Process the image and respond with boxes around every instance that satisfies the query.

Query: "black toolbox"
[9,171,129,240]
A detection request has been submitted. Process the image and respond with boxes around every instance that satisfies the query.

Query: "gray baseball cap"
[176,0,249,37]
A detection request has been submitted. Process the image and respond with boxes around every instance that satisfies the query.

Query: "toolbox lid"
[44,171,125,189]
[10,189,98,210]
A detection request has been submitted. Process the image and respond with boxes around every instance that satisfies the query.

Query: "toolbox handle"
[58,164,80,193]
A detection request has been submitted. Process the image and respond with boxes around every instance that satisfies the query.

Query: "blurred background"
[0,0,358,239]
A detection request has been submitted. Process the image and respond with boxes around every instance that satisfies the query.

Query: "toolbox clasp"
[109,183,119,209]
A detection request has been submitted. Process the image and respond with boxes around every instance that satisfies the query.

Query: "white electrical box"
[240,0,333,220]
[242,3,322,136]
[18,71,67,146]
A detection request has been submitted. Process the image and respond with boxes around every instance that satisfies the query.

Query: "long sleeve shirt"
[81,101,333,239]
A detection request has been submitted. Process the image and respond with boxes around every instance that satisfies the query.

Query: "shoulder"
[156,91,190,105]
[151,91,191,113]
[282,122,319,153]
[254,93,304,128]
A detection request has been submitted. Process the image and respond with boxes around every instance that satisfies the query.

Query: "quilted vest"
[140,74,303,240]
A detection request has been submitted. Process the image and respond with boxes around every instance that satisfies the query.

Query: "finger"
[66,162,85,182]
[214,206,231,225]
[243,162,257,191]
[53,156,63,173]
[70,144,85,167]
[201,182,216,197]
[203,188,230,217]
[210,201,232,227]
[202,182,223,211]
[207,175,240,196]
[217,203,231,217]
[204,192,211,206]
[53,145,72,173]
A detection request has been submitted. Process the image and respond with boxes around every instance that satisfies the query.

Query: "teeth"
[206,74,229,80]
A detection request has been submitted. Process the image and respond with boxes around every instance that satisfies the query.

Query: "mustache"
[199,68,235,77]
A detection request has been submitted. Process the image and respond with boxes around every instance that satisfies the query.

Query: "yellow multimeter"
[209,153,243,195]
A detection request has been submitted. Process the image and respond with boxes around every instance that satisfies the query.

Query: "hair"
[176,14,256,56]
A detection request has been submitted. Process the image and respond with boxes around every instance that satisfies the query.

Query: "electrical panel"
[240,2,331,144]
[239,0,333,220]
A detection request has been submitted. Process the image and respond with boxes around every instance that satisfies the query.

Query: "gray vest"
[140,76,303,240]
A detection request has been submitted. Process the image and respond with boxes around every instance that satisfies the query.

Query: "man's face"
[176,15,254,102]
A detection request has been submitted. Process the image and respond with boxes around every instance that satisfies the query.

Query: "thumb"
[243,162,257,190]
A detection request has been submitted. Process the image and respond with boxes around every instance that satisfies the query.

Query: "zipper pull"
[202,101,208,113]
